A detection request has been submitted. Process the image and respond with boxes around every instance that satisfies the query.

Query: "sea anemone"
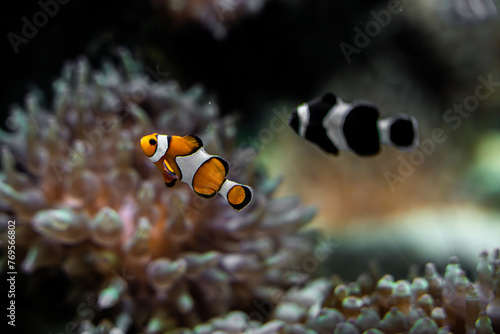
[0,49,316,332]
[181,249,499,333]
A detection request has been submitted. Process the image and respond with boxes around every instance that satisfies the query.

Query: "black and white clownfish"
[288,93,419,157]
[140,133,253,211]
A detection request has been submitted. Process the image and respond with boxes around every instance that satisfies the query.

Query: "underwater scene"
[1,0,500,333]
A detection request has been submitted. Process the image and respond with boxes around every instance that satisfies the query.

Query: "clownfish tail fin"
[228,184,253,211]
[219,180,253,211]
[378,114,419,152]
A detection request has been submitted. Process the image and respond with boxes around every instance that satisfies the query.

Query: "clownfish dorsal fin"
[321,92,337,104]
[182,135,203,154]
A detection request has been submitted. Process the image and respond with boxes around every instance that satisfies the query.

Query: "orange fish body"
[140,133,252,210]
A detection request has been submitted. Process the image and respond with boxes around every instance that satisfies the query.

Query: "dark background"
[1,0,448,131]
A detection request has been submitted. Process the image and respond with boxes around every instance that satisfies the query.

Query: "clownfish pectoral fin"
[219,180,253,211]
[162,163,178,188]
[163,160,179,179]
[182,135,203,154]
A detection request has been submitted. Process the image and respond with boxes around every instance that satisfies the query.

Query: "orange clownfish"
[140,133,253,211]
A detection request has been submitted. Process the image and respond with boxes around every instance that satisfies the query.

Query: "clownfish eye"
[149,138,157,146]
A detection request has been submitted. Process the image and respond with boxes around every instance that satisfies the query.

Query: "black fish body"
[288,93,418,157]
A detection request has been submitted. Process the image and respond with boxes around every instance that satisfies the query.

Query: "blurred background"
[1,0,500,281]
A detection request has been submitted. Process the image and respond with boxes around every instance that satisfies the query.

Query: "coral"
[172,249,499,333]
[0,49,316,332]
[149,0,267,39]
